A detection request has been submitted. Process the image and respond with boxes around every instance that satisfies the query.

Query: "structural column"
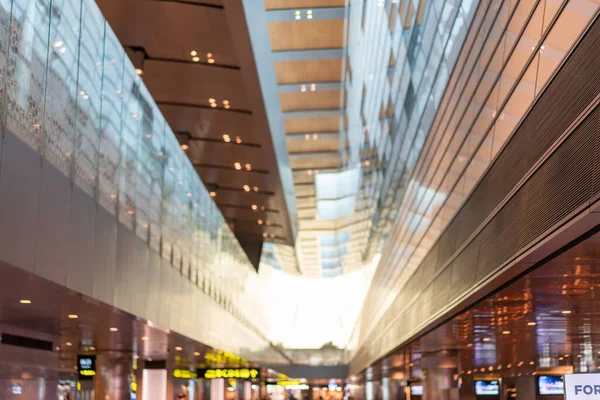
[95,351,134,400]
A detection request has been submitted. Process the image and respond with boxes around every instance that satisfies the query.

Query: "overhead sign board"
[198,368,259,380]
[78,355,96,380]
[174,369,198,379]
[565,374,600,399]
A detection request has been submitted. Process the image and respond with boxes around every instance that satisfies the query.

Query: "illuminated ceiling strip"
[266,7,346,22]
[271,48,344,61]
[278,81,342,93]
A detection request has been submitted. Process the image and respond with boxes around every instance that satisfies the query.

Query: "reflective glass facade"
[0,0,264,337]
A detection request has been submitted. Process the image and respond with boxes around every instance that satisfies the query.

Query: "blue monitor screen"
[538,375,564,395]
[475,380,499,395]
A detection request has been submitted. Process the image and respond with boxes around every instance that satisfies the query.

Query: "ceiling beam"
[272,48,344,61]
[278,81,342,93]
[266,7,346,22]
[282,109,342,118]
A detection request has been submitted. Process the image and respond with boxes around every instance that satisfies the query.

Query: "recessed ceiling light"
[89,346,95,351]
[295,15,301,20]
[181,144,189,150]
[301,84,306,92]
[68,314,78,319]
[66,342,72,346]
[210,103,217,108]
[562,310,571,314]
[270,234,275,239]
[192,56,200,62]
[307,9,312,14]
[528,321,536,326]
[307,14,313,19]
[253,186,259,192]
[186,192,192,197]
[209,191,216,197]
[251,205,258,210]
[194,352,200,356]
[502,330,510,335]
[109,327,118,332]
[135,68,143,75]
[245,164,251,171]
[263,233,268,238]
[295,10,300,15]
[20,300,31,304]
[307,170,313,175]
[257,220,263,225]
[235,136,242,144]
[260,206,265,211]
[207,58,215,64]
[234,162,242,170]
[175,346,182,351]
[207,53,213,58]
[141,336,149,341]
[223,100,229,105]
[56,346,60,351]
[223,134,231,143]
[147,357,153,362]
[190,50,197,56]
[312,133,318,140]
[305,134,310,141]
[53,40,64,48]
[310,83,316,91]
[224,104,230,109]
[530,361,535,364]
[243,185,250,192]
[208,98,216,103]
[482,338,490,342]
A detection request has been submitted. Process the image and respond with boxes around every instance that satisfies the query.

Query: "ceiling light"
[530,361,535,364]
[295,15,301,20]
[270,234,275,239]
[263,233,268,238]
[110,327,118,332]
[301,84,306,92]
[190,50,197,56]
[243,185,250,192]
[528,321,536,326]
[53,40,64,48]
[56,346,60,351]
[265,221,270,226]
[207,53,213,58]
[307,9,312,14]
[141,336,149,341]
[245,164,251,171]
[310,83,316,91]
[482,338,490,342]
[68,314,78,319]
[66,342,72,346]
[235,136,242,144]
[559,357,564,361]
[502,330,510,335]
[223,100,230,105]
[257,220,263,225]
[20,300,31,304]
[260,206,265,210]
[147,358,153,362]
[295,10,300,15]
[223,134,231,142]
[253,186,259,192]
[209,98,216,103]
[307,170,313,175]
[135,68,143,75]
[181,144,189,150]
[224,104,230,109]
[562,310,571,314]
[251,205,257,210]
[208,58,215,64]
[234,162,242,170]
[209,191,216,197]
[365,160,371,166]
[175,346,182,351]
[210,103,217,108]
[312,133,318,140]
[186,192,192,197]
[89,346,95,351]
[305,134,310,141]
[307,14,313,19]
[192,56,200,62]
[194,352,200,356]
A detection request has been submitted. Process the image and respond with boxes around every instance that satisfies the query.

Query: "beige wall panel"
[275,59,343,83]
[269,20,345,51]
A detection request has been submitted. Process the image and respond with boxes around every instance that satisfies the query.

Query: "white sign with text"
[564,374,600,399]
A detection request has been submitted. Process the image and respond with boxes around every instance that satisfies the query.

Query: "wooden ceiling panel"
[280,91,341,112]
[269,20,345,51]
[284,116,340,133]
[265,0,345,10]
[289,153,341,169]
[287,136,340,153]
[275,59,343,83]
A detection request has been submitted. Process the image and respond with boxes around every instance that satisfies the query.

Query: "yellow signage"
[79,370,96,377]
[131,382,138,393]
[276,380,302,387]
[174,369,198,379]
[199,368,259,379]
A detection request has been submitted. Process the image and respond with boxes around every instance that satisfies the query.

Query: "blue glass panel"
[315,168,361,199]
[317,196,356,220]
[320,231,351,247]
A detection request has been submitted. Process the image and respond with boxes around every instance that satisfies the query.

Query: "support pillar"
[94,351,134,400]
[141,360,168,400]
[210,378,225,400]
[421,351,459,400]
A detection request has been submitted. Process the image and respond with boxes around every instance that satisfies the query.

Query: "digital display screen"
[410,385,423,396]
[475,380,499,395]
[538,375,564,395]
